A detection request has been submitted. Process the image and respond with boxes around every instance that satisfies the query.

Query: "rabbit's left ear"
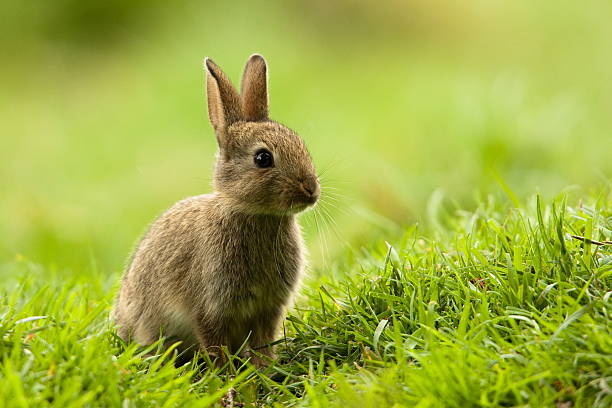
[241,54,269,122]
[205,57,242,134]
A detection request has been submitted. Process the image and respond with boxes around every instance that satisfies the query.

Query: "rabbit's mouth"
[284,176,319,211]
[294,196,318,209]
[284,189,319,213]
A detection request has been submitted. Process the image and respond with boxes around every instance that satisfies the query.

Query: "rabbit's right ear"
[241,54,269,122]
[204,58,242,141]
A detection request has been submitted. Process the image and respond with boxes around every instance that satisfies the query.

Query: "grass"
[1,190,610,407]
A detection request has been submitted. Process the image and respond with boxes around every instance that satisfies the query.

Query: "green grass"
[2,191,610,407]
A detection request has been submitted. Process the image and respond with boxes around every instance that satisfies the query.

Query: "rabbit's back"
[114,194,214,343]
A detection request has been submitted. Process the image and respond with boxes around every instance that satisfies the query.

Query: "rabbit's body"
[115,192,304,353]
[114,55,319,365]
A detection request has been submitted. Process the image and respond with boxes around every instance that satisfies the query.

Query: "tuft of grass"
[1,190,611,407]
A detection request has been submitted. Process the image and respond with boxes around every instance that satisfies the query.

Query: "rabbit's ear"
[205,58,242,135]
[241,54,269,122]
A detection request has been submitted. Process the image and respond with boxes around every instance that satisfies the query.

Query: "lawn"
[1,191,610,407]
[1,1,611,407]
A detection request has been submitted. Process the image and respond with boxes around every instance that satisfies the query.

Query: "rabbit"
[113,54,320,367]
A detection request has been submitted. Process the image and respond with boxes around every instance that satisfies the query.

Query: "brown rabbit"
[113,54,319,366]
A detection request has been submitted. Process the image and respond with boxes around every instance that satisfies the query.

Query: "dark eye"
[254,149,274,168]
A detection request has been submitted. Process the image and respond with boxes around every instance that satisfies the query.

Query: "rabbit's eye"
[254,149,274,168]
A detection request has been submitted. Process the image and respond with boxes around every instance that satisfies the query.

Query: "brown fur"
[113,55,319,366]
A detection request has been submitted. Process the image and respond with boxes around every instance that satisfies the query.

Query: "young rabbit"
[113,54,319,366]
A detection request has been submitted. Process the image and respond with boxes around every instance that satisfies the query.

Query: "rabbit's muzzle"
[296,175,320,206]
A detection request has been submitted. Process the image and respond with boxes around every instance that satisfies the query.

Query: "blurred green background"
[1,0,610,273]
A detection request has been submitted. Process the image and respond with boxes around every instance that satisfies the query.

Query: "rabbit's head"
[204,55,319,215]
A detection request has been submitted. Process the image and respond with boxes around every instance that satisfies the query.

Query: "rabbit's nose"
[300,176,320,201]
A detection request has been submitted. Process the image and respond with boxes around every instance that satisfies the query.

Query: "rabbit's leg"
[194,314,231,366]
[247,307,284,368]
